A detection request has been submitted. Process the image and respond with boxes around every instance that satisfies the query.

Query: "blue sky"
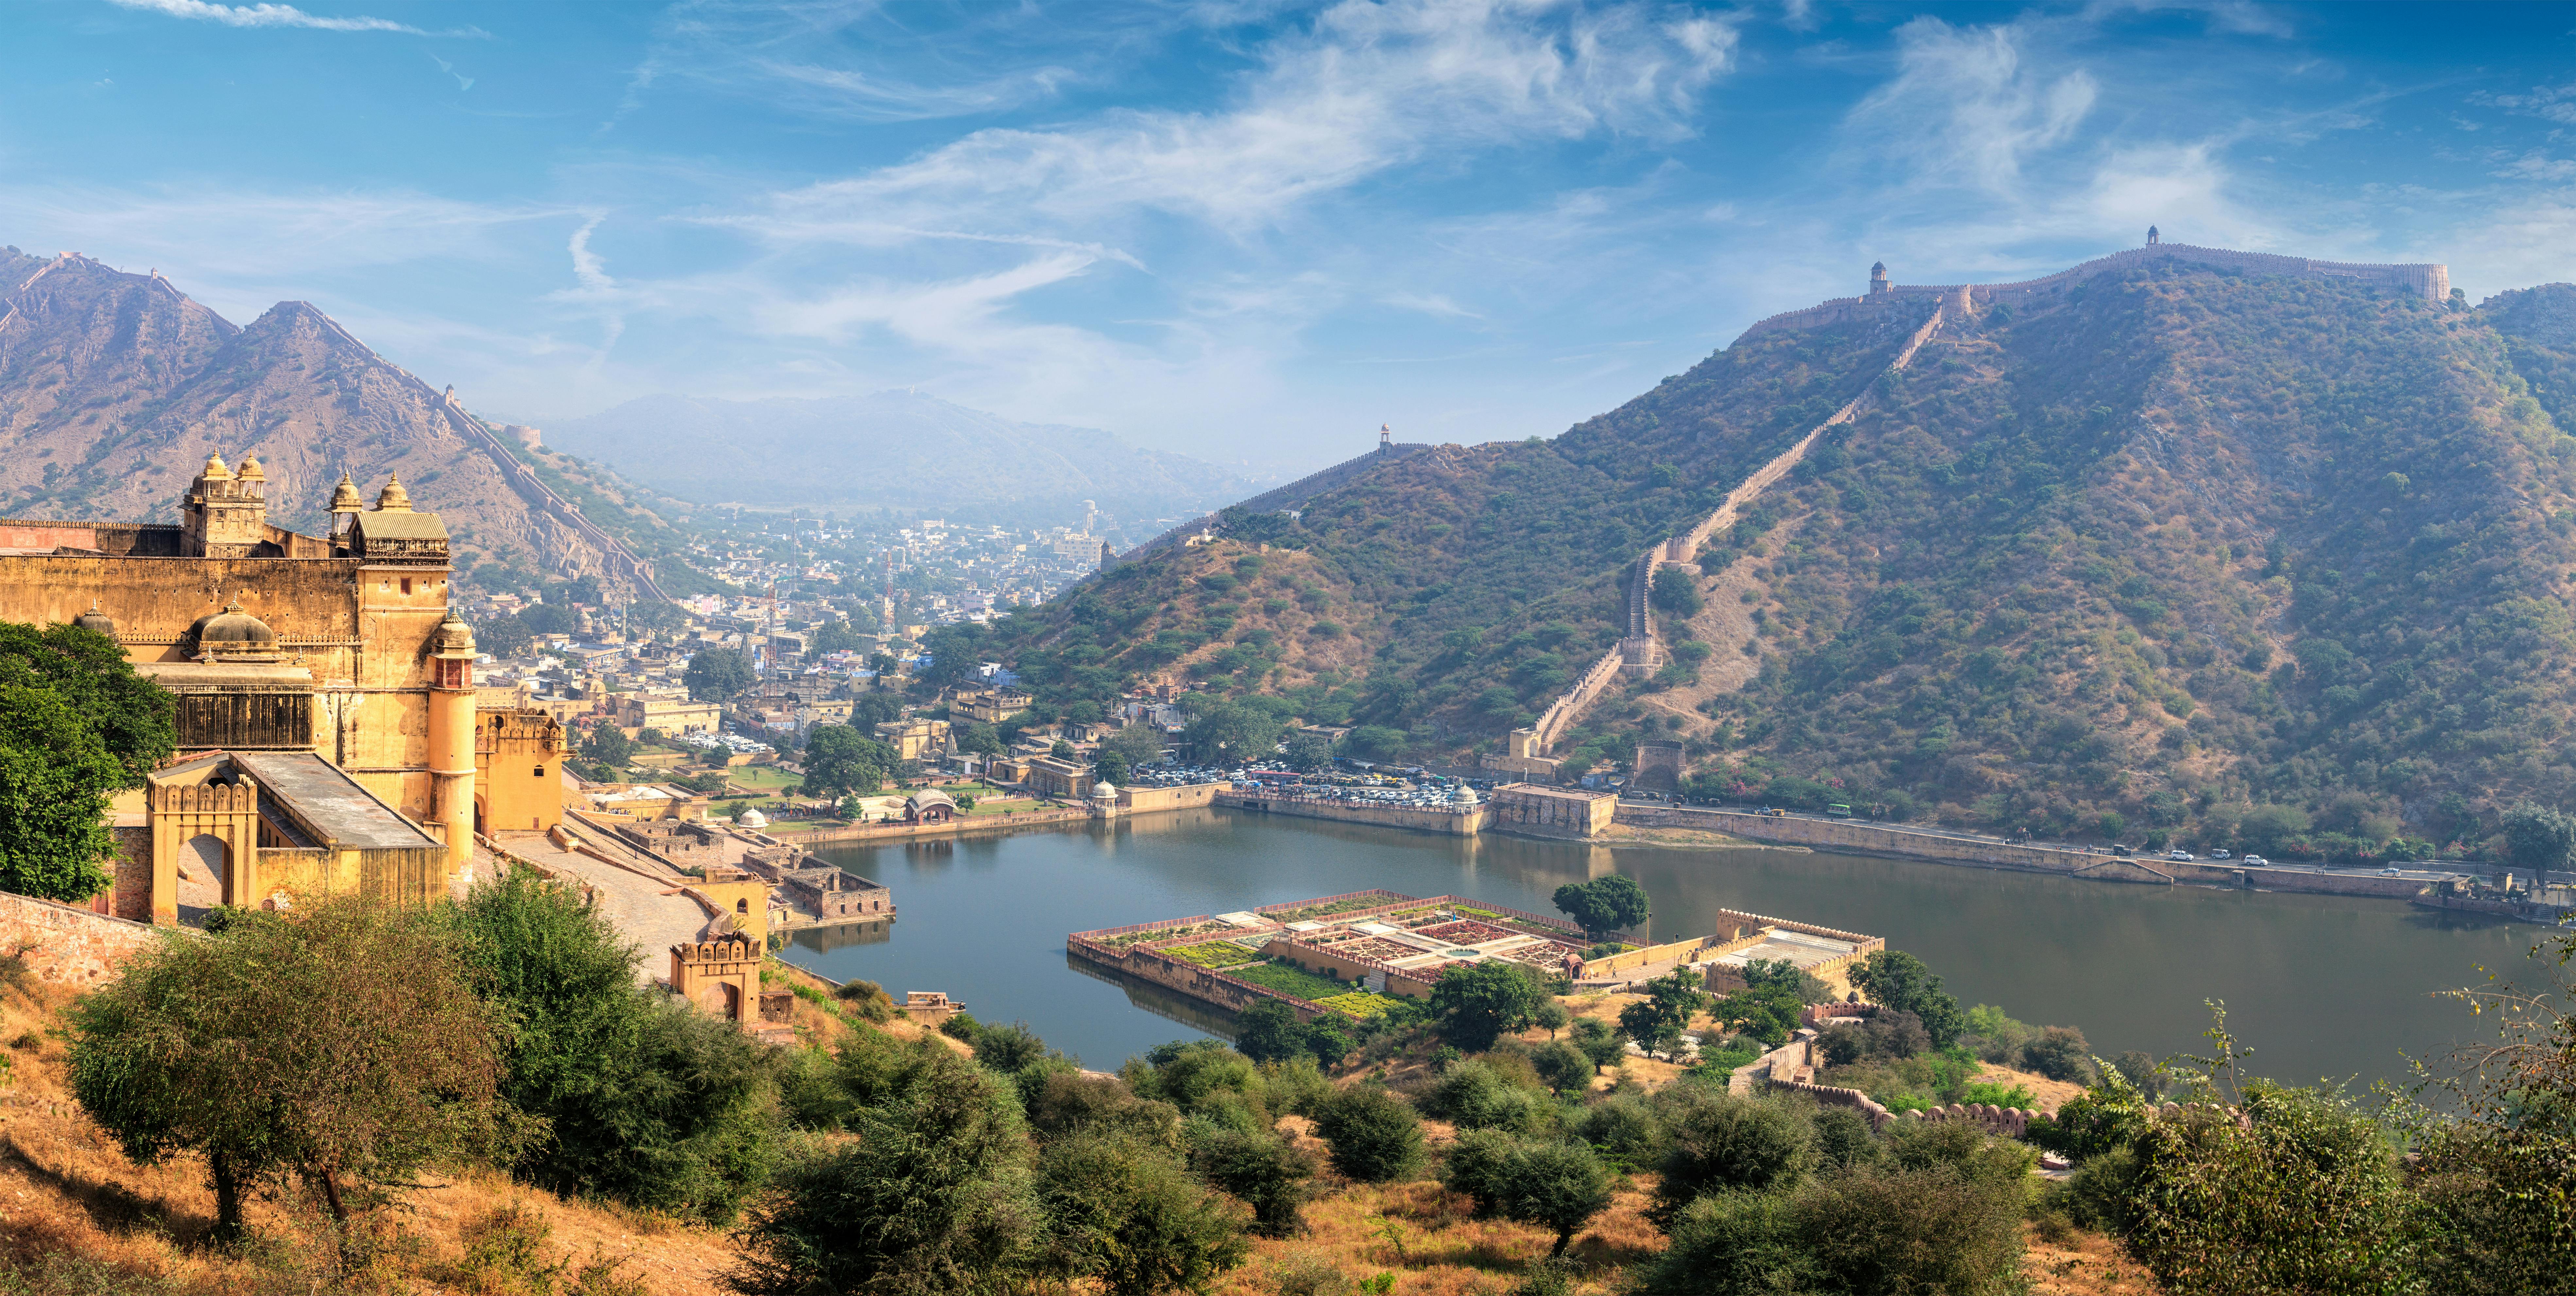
[5,1,2572,473]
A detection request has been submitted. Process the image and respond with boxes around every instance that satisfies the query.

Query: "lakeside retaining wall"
[1615,805,2432,899]
[1214,792,1485,836]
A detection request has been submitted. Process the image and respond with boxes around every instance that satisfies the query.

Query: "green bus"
[1825,803,1853,819]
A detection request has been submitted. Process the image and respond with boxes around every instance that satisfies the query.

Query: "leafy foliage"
[1551,875,1650,941]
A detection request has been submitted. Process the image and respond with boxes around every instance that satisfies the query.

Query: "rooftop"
[230,751,440,850]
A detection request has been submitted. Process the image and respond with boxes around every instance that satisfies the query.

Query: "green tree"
[1553,875,1651,941]
[802,725,897,797]
[0,621,176,901]
[579,722,637,767]
[1034,1133,1249,1295]
[477,614,535,660]
[954,720,1006,758]
[1341,725,1409,763]
[448,867,782,1222]
[0,684,127,902]
[1849,949,1966,1049]
[1232,1001,1306,1065]
[1651,565,1705,618]
[684,647,755,701]
[1050,738,1079,761]
[1619,970,1708,1060]
[1182,702,1283,765]
[2499,802,2576,871]
[67,898,515,1240]
[1280,731,1335,772]
[734,1047,1041,1295]
[1093,749,1132,786]
[1442,1131,1615,1256]
[1570,1016,1626,1074]
[1311,1086,1423,1183]
[1097,723,1166,769]
[1428,961,1547,1052]
[813,619,867,656]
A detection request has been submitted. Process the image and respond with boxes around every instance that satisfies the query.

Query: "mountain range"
[533,391,1264,527]
[0,246,682,594]
[977,250,2576,843]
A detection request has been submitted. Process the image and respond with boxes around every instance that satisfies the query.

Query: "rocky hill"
[0,247,682,596]
[536,390,1264,526]
[981,259,2576,847]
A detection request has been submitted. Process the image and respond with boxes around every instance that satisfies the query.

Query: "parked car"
[2210,849,2233,860]
[2111,844,2134,857]
[2378,866,2404,876]
[2167,849,2196,861]
[2240,855,2269,866]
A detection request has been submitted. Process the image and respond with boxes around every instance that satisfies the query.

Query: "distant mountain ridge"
[0,245,675,594]
[981,248,2576,842]
[536,391,1265,523]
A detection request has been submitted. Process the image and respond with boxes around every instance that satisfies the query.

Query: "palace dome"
[236,454,265,481]
[375,473,413,512]
[432,610,477,655]
[199,452,232,481]
[1090,781,1118,800]
[72,603,117,637]
[194,600,277,649]
[329,472,365,512]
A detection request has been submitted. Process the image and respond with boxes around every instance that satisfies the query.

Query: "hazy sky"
[6,1,2571,473]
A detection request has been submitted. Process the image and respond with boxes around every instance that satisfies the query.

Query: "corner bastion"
[1736,238,2449,345]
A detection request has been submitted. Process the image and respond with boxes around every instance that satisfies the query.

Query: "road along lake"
[782,807,2549,1087]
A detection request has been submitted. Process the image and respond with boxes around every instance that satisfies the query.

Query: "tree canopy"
[0,621,175,900]
[683,646,755,701]
[1554,874,1652,941]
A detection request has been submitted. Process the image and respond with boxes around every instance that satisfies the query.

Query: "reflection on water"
[774,809,2549,1081]
[1065,953,1246,1047]
[786,917,893,955]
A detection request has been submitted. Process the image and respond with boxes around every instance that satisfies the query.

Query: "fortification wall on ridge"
[1115,442,1432,564]
[1736,241,2449,345]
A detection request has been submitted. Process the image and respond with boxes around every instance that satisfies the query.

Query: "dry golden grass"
[0,980,734,1296]
[2025,1220,2166,1295]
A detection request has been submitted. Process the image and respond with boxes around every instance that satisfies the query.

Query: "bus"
[1825,803,1853,819]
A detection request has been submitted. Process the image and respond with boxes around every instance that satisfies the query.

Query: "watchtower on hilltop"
[1868,261,1889,295]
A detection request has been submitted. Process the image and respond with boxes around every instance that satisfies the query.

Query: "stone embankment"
[1615,804,2432,899]
[1214,790,1483,836]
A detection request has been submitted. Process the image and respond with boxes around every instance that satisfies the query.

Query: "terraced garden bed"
[1160,940,1264,969]
[1224,961,1362,1002]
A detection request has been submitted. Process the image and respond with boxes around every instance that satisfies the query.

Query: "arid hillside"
[989,265,2576,844]
[0,247,675,596]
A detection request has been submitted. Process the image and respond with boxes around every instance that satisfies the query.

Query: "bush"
[733,1048,1038,1295]
[2020,1026,2094,1083]
[975,1021,1051,1074]
[1441,1131,1615,1255]
[1422,1059,1549,1134]
[2124,1083,2415,1296]
[1311,1087,1424,1183]
[1648,1088,1816,1227]
[941,1011,984,1042]
[1428,962,1548,1052]
[1638,1161,2028,1295]
[1531,1041,1592,1095]
[1187,1124,1315,1238]
[1570,1017,1626,1074]
[1573,1094,1663,1168]
[1033,1132,1250,1293]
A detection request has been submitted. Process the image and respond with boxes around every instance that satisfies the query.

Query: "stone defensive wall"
[1065,888,1418,1022]
[1116,442,1434,565]
[1735,241,2448,345]
[1614,804,2433,899]
[1119,782,1223,814]
[1213,789,1485,836]
[0,890,170,989]
[1535,299,1952,751]
[777,782,1223,845]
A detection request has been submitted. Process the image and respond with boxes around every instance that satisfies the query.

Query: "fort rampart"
[1735,241,2448,344]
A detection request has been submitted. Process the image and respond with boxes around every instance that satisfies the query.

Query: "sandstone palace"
[0,454,562,924]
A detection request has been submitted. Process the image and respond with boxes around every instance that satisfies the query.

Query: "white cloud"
[1382,291,1481,319]
[766,0,1738,235]
[103,0,486,37]
[1849,18,2097,196]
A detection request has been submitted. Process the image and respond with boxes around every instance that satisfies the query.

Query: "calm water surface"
[782,808,2548,1084]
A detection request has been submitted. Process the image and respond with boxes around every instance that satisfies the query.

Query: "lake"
[781,807,2550,1087]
